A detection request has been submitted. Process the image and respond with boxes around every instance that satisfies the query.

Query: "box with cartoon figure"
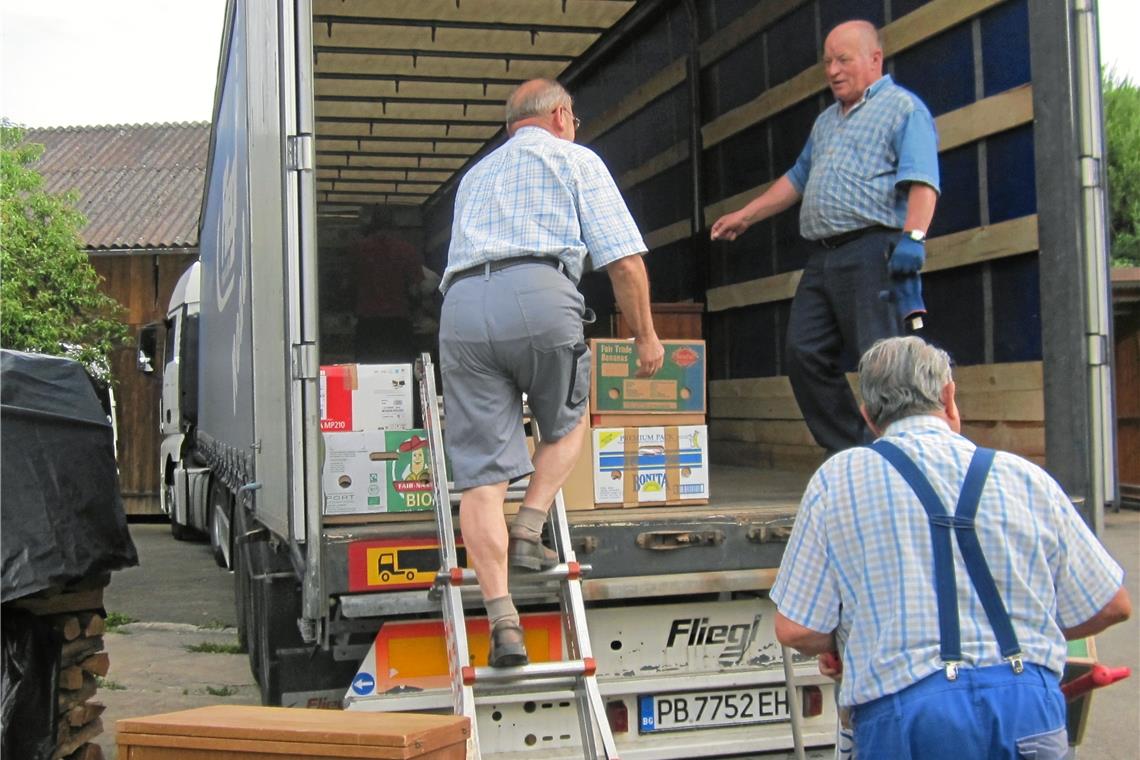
[387,431,437,512]
[592,425,710,506]
[322,429,440,515]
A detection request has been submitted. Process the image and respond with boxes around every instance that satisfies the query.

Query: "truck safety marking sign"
[347,538,466,592]
[349,613,563,696]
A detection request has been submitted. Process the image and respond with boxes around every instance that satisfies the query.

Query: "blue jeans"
[851,663,1068,759]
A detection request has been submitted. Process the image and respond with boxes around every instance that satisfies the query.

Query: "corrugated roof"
[25,123,209,251]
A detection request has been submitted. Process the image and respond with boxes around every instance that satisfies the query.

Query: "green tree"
[1103,69,1140,267]
[0,126,127,376]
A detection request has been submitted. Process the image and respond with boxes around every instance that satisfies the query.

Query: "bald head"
[826,20,882,56]
[506,79,570,125]
[822,20,884,108]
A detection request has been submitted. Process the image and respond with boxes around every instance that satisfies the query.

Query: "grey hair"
[858,336,953,430]
[505,79,572,125]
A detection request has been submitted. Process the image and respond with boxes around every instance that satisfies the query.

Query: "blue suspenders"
[870,441,1024,680]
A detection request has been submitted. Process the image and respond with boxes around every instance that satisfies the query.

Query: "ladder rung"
[447,481,529,507]
[463,657,597,686]
[435,562,586,589]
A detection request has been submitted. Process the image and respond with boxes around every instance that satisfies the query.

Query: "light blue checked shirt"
[440,126,645,294]
[786,75,940,240]
[770,415,1124,708]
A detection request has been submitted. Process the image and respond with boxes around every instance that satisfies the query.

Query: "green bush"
[0,126,127,376]
[1104,70,1140,267]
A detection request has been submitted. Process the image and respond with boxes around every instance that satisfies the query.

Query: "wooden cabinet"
[118,706,469,760]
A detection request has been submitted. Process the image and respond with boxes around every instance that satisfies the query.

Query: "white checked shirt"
[440,126,646,294]
[770,415,1124,708]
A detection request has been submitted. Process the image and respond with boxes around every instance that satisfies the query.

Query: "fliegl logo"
[666,615,762,667]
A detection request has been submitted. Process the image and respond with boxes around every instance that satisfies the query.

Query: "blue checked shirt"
[770,415,1124,708]
[786,75,940,240]
[440,126,646,294]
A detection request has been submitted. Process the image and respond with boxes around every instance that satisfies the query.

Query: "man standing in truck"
[438,78,664,667]
[710,20,939,455]
[770,336,1131,758]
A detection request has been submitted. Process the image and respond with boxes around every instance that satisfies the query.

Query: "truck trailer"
[141,0,1115,757]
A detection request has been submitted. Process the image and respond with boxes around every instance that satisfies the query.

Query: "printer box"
[320,363,413,432]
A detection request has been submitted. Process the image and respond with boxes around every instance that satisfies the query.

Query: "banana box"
[592,425,709,507]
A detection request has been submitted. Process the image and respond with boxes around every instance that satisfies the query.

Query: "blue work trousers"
[851,663,1069,759]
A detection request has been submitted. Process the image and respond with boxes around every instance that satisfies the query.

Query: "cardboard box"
[589,339,705,415]
[117,705,468,759]
[591,412,705,428]
[504,433,595,514]
[593,425,710,506]
[322,429,438,515]
[320,363,413,432]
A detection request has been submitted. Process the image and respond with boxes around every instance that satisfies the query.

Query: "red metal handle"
[1061,664,1132,701]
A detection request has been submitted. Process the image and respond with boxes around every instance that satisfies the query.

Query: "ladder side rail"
[417,354,480,755]
[533,416,619,759]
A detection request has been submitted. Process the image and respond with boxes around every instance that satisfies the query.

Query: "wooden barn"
[28,123,208,515]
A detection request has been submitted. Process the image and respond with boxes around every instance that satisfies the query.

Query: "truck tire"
[167,482,198,541]
[208,477,234,569]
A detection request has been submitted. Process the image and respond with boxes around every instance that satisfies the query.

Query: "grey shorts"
[439,262,591,490]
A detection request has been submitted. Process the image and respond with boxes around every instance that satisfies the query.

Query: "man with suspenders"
[770,336,1131,758]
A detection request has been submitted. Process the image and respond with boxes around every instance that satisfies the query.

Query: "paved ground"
[95,513,1140,759]
[96,523,258,759]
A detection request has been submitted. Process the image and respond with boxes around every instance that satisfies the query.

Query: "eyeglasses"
[553,105,581,129]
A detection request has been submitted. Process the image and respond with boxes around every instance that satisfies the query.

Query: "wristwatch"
[904,229,926,242]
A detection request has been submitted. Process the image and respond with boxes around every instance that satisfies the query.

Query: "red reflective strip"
[462,666,476,685]
[566,561,581,580]
[449,567,464,585]
[582,657,596,676]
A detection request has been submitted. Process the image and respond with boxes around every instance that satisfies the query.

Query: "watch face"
[908,230,925,242]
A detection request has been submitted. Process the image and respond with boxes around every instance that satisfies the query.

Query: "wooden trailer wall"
[422,0,1077,481]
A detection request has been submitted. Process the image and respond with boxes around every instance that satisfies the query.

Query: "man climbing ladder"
[435,77,662,669]
[418,353,620,759]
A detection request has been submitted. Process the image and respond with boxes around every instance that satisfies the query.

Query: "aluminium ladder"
[416,352,620,760]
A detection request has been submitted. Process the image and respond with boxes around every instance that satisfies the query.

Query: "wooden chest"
[117,706,469,760]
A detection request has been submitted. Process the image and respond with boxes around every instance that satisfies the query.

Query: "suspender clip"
[1007,654,1024,675]
[944,662,960,681]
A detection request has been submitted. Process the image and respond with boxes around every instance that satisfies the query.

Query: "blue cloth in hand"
[889,234,925,274]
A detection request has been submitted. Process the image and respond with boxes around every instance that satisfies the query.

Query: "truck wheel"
[167,482,196,541]
[208,478,234,569]
[381,571,391,582]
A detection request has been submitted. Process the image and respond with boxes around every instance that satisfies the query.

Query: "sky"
[0,0,1137,129]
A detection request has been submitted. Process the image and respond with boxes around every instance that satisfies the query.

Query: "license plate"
[638,686,791,733]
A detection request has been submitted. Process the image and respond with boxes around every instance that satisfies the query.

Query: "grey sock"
[485,595,519,629]
[510,506,547,542]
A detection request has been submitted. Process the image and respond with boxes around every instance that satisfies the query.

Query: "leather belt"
[450,255,563,284]
[815,225,894,249]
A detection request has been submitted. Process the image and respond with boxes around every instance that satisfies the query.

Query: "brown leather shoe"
[507,535,559,571]
[488,620,528,667]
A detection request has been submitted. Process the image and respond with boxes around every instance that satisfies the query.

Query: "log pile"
[12,582,110,760]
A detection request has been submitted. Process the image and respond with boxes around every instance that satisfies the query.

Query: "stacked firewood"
[13,582,110,760]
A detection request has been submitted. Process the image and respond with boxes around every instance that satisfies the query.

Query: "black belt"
[815,225,895,249]
[450,255,564,284]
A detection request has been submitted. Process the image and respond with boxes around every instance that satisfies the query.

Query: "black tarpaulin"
[1,350,138,603]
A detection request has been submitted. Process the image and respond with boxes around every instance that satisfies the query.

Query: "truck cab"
[140,261,208,543]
